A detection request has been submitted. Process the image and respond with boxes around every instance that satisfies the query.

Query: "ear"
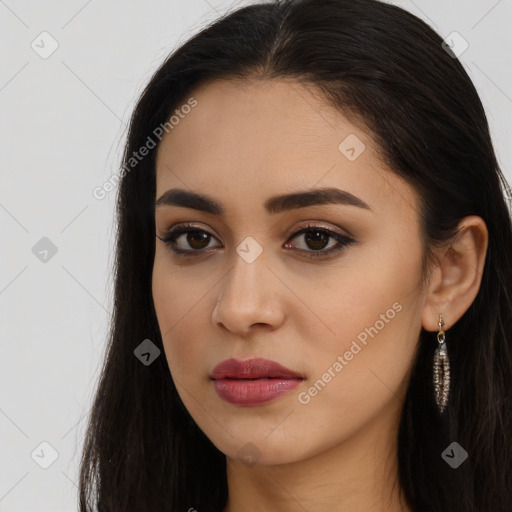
[421,215,488,331]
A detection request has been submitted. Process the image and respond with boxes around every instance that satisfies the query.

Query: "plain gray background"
[1,1,511,510]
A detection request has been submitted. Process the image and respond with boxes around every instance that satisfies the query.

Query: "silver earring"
[433,314,450,414]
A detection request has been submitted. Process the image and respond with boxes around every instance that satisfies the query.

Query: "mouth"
[210,358,305,406]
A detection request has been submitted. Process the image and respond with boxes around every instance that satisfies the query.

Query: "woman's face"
[152,78,428,465]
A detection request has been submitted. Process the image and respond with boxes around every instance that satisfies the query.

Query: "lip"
[211,357,304,380]
[211,358,305,406]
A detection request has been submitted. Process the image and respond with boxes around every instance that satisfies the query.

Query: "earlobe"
[421,215,488,332]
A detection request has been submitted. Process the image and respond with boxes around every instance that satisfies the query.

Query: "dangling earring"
[433,314,450,414]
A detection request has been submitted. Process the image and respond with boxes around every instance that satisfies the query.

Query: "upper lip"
[211,358,305,380]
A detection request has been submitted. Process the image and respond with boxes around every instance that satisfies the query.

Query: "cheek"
[295,232,424,422]
[152,255,213,384]
[295,314,418,454]
[152,248,203,335]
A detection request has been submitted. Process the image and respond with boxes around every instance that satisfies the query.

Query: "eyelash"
[157,222,356,260]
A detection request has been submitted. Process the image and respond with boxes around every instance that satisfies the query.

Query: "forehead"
[154,78,418,219]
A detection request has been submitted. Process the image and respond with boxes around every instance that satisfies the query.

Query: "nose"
[211,254,285,337]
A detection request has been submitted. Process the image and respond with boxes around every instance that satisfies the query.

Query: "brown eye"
[184,230,211,250]
[301,229,331,251]
[158,222,356,259]
[157,223,221,254]
[284,224,356,259]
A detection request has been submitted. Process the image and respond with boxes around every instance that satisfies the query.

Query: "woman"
[79,0,512,510]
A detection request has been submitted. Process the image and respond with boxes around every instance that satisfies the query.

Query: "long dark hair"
[78,0,512,510]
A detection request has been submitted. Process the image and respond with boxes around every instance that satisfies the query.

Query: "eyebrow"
[155,187,372,215]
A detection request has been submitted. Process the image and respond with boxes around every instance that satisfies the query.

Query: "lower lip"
[212,378,303,406]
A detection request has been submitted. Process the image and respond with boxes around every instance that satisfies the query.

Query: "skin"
[152,78,488,512]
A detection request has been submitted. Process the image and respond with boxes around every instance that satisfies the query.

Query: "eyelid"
[158,220,351,240]
[157,220,356,258]
[285,222,356,258]
[156,222,222,251]
[157,222,220,242]
[291,220,352,239]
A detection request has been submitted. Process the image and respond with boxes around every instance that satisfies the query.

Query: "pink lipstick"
[211,358,304,406]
